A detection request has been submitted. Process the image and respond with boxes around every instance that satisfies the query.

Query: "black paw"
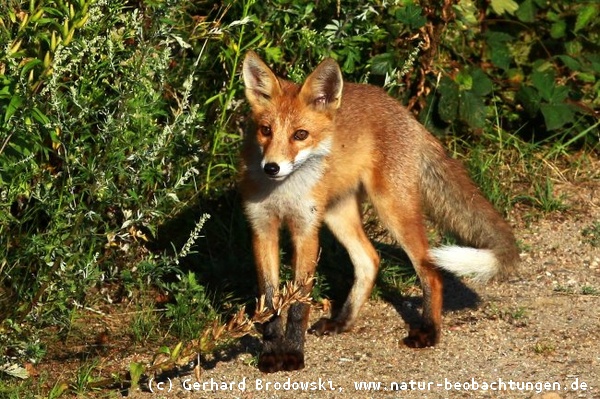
[308,318,345,336]
[258,351,305,373]
[403,324,440,348]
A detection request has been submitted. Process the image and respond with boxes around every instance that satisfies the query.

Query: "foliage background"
[0,0,598,390]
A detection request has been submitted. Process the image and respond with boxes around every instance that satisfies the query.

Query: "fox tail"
[420,142,519,283]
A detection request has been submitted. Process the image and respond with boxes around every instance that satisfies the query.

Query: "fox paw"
[258,351,305,373]
[403,325,440,348]
[308,318,346,336]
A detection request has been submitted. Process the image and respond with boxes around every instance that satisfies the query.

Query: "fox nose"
[263,162,280,176]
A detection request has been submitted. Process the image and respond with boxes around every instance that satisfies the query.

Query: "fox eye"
[293,129,309,141]
[259,125,272,137]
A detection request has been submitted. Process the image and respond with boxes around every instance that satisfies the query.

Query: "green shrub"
[0,0,216,354]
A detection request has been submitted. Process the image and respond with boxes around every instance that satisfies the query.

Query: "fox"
[239,50,519,373]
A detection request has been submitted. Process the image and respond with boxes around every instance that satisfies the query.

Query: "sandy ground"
[121,181,600,399]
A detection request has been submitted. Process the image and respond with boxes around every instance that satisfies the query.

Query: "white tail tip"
[429,246,499,283]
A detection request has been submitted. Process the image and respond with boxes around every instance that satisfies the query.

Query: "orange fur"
[240,51,519,372]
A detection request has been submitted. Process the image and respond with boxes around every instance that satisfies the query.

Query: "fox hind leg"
[371,192,444,347]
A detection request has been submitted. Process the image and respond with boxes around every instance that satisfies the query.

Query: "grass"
[582,221,600,247]
[554,285,600,296]
[129,306,162,344]
[450,127,575,218]
[581,286,600,296]
[484,303,529,327]
[532,340,556,355]
[1,0,598,396]
[71,359,100,396]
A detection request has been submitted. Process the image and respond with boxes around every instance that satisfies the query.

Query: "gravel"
[125,181,599,399]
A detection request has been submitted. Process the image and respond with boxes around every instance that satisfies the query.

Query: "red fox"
[239,50,519,373]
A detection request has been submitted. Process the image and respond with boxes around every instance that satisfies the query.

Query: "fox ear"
[300,58,343,111]
[242,51,281,110]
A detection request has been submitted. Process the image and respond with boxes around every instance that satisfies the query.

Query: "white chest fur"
[243,156,326,232]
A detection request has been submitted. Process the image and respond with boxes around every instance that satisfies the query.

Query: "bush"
[0,0,215,350]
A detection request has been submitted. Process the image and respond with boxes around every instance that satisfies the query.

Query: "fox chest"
[242,173,324,232]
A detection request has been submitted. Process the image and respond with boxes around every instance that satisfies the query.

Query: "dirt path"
[123,182,599,399]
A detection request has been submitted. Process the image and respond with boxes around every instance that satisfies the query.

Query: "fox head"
[242,51,343,180]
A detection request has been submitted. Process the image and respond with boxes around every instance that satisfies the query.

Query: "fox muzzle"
[263,162,281,177]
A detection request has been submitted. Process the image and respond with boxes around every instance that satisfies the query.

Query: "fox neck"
[243,137,331,230]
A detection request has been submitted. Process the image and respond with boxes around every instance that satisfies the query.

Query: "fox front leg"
[280,222,320,371]
[250,221,289,373]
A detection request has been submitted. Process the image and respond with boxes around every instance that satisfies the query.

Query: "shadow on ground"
[151,192,481,371]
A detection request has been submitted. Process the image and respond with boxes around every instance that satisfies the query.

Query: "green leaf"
[516,0,536,23]
[438,77,459,123]
[550,20,566,39]
[0,85,11,99]
[577,72,596,83]
[490,0,519,15]
[4,95,23,123]
[540,103,575,131]
[546,10,559,22]
[585,54,600,73]
[171,341,183,360]
[565,41,583,58]
[8,135,34,157]
[453,0,479,28]
[369,53,394,76]
[20,59,43,80]
[455,70,473,91]
[470,68,493,97]
[557,55,581,72]
[31,107,50,126]
[395,4,427,30]
[575,4,599,33]
[157,346,171,355]
[263,47,283,65]
[485,31,513,70]
[550,85,569,104]
[516,85,541,116]
[459,91,487,128]
[129,362,145,391]
[531,70,555,102]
